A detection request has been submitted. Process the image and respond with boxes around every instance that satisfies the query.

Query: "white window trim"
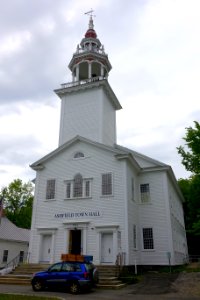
[140,183,151,204]
[131,178,135,202]
[45,178,56,201]
[133,224,137,250]
[141,227,155,251]
[73,151,85,159]
[64,178,93,200]
[101,172,114,197]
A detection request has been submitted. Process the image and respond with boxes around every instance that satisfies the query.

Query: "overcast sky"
[0,0,199,188]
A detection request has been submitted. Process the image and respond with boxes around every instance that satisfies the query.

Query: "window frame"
[3,250,8,263]
[73,152,85,159]
[73,173,83,198]
[46,179,56,200]
[142,227,154,250]
[65,176,92,200]
[101,172,113,196]
[140,183,151,203]
[131,177,135,201]
[133,224,137,250]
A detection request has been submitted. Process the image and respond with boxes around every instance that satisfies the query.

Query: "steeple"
[68,13,112,82]
[55,14,121,147]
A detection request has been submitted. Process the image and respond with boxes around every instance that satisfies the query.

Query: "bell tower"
[55,13,122,146]
[68,12,112,82]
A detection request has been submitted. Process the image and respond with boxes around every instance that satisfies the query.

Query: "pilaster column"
[76,65,80,81]
[88,62,92,79]
[101,65,104,78]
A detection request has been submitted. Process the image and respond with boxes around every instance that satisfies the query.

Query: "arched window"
[74,152,84,159]
[73,173,83,197]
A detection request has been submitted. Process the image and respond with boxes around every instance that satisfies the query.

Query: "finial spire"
[84,9,96,29]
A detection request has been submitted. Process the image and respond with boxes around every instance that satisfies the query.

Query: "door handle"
[108,248,111,253]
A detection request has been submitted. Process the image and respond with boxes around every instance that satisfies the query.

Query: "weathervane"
[84,9,96,18]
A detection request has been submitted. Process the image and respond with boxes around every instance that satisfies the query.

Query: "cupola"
[68,14,112,82]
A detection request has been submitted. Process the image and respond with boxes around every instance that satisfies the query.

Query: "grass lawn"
[0,295,61,300]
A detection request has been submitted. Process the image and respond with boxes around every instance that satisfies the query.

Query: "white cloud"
[0,0,198,187]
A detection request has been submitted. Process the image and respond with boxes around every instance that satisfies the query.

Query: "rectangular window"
[66,182,71,199]
[65,178,92,199]
[85,180,90,197]
[143,228,154,249]
[46,179,56,199]
[140,183,150,203]
[3,250,8,263]
[19,251,24,263]
[131,178,135,201]
[102,173,112,196]
[133,224,137,249]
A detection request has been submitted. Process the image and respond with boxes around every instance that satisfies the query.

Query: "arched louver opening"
[74,152,84,158]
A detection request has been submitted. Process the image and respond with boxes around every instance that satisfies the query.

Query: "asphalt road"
[0,282,199,300]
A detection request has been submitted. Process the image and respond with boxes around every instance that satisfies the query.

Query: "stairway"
[0,263,49,285]
[96,265,126,289]
[0,264,126,289]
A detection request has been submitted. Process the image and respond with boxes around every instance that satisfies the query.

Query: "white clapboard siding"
[59,85,117,147]
[29,140,127,264]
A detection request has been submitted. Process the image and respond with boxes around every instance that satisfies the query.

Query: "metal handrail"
[3,252,28,270]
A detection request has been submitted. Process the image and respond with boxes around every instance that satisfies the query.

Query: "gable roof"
[115,144,169,169]
[30,135,184,201]
[30,135,170,172]
[0,217,30,243]
[30,135,141,171]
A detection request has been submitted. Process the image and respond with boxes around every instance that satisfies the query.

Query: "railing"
[74,48,107,56]
[60,76,106,89]
[3,252,28,270]
[189,255,200,262]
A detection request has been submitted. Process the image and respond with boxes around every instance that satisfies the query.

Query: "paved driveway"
[0,284,199,300]
[0,273,200,300]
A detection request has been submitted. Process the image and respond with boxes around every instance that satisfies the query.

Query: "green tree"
[177,121,200,174]
[0,179,34,229]
[177,122,200,252]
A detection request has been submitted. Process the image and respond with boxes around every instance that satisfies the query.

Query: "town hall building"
[28,15,188,267]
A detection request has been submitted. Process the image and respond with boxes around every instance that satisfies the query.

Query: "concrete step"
[97,283,127,289]
[0,275,31,285]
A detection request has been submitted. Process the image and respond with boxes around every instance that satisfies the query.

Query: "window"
[66,182,71,198]
[65,175,92,199]
[19,251,24,263]
[143,228,154,249]
[46,179,56,200]
[133,225,137,249]
[102,173,112,196]
[140,183,150,203]
[85,180,90,197]
[3,250,8,263]
[131,178,135,201]
[74,152,84,158]
[62,262,82,272]
[73,174,83,198]
[49,262,62,272]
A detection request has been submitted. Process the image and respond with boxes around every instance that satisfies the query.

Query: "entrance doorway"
[69,230,82,254]
[101,232,113,263]
[40,234,52,262]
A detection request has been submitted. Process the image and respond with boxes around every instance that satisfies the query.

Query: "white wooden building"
[0,216,30,268]
[29,16,188,267]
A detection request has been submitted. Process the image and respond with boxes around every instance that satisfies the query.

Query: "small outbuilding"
[0,216,30,268]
